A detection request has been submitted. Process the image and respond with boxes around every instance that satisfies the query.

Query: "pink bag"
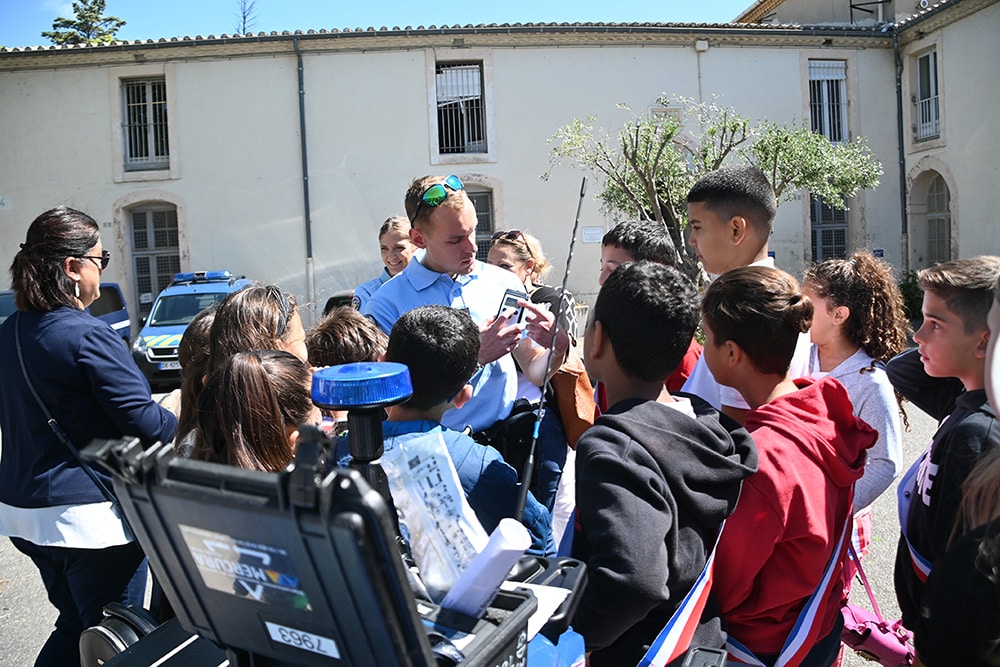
[841,545,914,666]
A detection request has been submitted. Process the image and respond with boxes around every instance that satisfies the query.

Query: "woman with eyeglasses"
[0,206,178,665]
[488,230,578,516]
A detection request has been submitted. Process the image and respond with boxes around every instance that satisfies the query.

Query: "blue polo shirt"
[352,269,391,311]
[363,257,524,433]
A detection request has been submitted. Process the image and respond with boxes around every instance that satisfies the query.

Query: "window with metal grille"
[808,61,850,261]
[810,195,848,261]
[131,206,180,316]
[809,61,847,143]
[122,78,169,171]
[467,191,495,261]
[436,63,487,154]
[927,174,950,263]
[916,51,940,141]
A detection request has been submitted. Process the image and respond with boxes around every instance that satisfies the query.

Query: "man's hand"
[478,310,524,364]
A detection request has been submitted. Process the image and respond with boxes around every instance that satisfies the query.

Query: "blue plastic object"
[528,634,560,666]
[556,627,586,667]
[312,362,413,410]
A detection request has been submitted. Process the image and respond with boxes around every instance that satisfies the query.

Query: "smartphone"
[496,289,529,325]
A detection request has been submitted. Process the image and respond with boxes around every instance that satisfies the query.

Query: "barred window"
[122,78,169,171]
[468,190,495,261]
[809,60,847,143]
[131,206,180,316]
[436,63,487,155]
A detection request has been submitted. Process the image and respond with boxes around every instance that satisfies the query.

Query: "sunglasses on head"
[490,229,533,259]
[410,175,464,222]
[491,229,524,242]
[77,250,110,270]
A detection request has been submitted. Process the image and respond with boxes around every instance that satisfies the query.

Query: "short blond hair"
[404,175,468,229]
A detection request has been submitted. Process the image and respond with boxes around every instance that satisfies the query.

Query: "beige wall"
[1,10,992,323]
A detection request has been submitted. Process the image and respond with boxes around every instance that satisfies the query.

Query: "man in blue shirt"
[365,175,565,434]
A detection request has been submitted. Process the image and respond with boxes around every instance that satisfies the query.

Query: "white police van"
[131,270,251,389]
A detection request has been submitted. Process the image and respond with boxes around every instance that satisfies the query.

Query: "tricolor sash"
[637,522,724,667]
[725,513,852,667]
[896,454,933,582]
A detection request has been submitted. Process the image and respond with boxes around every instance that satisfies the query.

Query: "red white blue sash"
[637,522,724,667]
[896,454,933,582]
[725,513,852,667]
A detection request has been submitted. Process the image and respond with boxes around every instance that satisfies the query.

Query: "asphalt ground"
[0,402,938,666]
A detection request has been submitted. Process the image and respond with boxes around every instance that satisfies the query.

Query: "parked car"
[88,282,131,342]
[132,271,252,389]
[1,284,130,342]
[323,289,355,315]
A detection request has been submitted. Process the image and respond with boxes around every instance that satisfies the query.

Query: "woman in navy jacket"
[0,207,177,665]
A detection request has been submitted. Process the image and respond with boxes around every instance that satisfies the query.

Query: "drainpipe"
[293,37,316,325]
[891,27,910,273]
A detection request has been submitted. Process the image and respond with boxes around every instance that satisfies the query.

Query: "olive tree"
[544,96,883,281]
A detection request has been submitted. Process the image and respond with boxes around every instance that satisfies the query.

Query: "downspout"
[891,27,910,273]
[293,37,316,325]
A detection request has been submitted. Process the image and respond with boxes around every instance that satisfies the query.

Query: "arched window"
[926,175,951,264]
[467,189,495,261]
[130,204,181,317]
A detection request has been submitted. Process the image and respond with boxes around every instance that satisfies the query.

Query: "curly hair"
[804,250,912,363]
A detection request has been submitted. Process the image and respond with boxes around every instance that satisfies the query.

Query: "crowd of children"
[151,170,1000,666]
[7,166,1000,667]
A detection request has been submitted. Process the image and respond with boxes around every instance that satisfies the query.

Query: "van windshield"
[148,293,227,327]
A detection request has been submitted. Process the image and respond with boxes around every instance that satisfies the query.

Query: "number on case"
[264,621,340,659]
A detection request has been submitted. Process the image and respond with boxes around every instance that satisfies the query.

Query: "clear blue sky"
[1,0,754,49]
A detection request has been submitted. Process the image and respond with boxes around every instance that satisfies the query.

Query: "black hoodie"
[571,393,758,667]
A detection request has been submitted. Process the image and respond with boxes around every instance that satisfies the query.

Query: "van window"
[89,288,126,317]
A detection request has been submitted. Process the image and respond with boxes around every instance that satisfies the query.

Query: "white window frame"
[915,50,940,141]
[122,78,169,172]
[808,60,848,143]
[426,49,496,165]
[109,64,179,182]
[807,59,850,260]
[130,204,182,317]
[926,174,951,263]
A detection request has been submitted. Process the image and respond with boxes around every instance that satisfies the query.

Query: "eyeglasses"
[78,250,110,270]
[410,175,464,222]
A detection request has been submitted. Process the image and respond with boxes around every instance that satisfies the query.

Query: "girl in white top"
[802,251,912,510]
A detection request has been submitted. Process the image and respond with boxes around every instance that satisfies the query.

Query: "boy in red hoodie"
[702,266,876,667]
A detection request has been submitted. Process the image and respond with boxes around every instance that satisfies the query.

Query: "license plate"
[159,361,181,371]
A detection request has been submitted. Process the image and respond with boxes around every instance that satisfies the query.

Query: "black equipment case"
[85,437,536,667]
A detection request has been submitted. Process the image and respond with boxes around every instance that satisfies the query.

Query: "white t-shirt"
[681,258,811,411]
